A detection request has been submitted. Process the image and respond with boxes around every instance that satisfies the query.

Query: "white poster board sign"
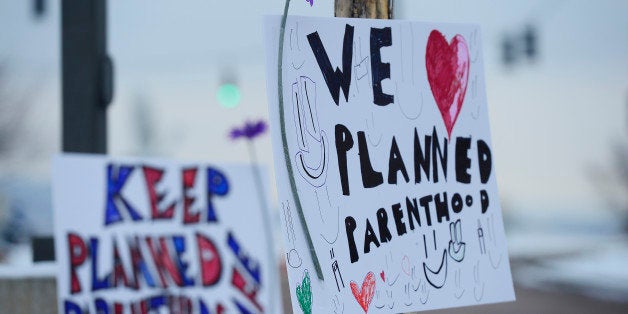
[264,15,514,313]
[53,154,280,314]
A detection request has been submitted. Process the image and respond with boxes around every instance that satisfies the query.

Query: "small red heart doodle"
[350,271,376,313]
[425,30,470,139]
[379,271,385,282]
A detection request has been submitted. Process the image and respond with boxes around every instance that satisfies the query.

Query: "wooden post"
[334,0,393,19]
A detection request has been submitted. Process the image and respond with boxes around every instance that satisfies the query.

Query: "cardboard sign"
[264,16,514,313]
[53,154,280,314]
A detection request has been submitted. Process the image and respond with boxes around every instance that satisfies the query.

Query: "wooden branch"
[334,0,393,19]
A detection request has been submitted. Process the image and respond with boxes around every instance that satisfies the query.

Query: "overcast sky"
[0,0,626,212]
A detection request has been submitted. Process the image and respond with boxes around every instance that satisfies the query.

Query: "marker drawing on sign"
[471,75,478,99]
[314,190,325,222]
[469,28,480,64]
[277,0,324,280]
[288,249,303,269]
[426,29,470,139]
[487,214,503,269]
[423,249,448,289]
[292,76,329,187]
[384,272,400,286]
[282,201,297,243]
[283,201,304,268]
[473,261,485,302]
[353,36,370,95]
[290,24,306,70]
[395,83,423,121]
[386,290,394,309]
[454,268,465,299]
[410,266,420,291]
[395,23,423,120]
[423,234,428,258]
[354,38,369,80]
[403,283,413,306]
[331,260,345,292]
[383,251,401,287]
[410,260,430,305]
[315,189,340,245]
[350,271,376,313]
[289,27,299,51]
[418,279,430,305]
[365,113,383,147]
[401,255,412,277]
[488,247,503,269]
[330,248,345,292]
[448,219,466,262]
[373,287,394,310]
[477,219,486,255]
[374,290,384,309]
[296,270,313,314]
[332,294,344,314]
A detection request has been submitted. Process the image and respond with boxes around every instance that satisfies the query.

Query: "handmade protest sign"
[264,16,514,313]
[53,154,280,314]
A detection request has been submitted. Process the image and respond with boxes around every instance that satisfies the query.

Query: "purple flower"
[306,0,313,6]
[229,119,268,141]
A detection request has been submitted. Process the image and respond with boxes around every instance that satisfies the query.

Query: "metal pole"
[334,0,393,19]
[62,0,112,154]
[34,0,113,262]
[246,141,278,314]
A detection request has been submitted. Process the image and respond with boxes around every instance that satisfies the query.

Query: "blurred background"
[0,0,626,312]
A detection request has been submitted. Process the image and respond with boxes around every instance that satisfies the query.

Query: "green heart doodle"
[296,270,312,314]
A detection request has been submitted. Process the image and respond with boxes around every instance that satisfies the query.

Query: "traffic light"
[501,24,538,67]
[501,37,516,66]
[523,25,537,59]
[217,83,241,109]
[33,0,46,19]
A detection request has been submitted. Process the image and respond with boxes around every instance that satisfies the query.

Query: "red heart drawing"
[379,271,385,282]
[350,271,376,313]
[426,30,470,139]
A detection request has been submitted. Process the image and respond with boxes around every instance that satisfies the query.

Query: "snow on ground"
[0,244,56,279]
[506,206,628,302]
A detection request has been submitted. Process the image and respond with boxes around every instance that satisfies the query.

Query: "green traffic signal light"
[217,83,241,109]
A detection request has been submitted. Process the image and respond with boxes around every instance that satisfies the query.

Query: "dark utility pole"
[334,0,393,19]
[34,0,113,262]
[62,0,113,154]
